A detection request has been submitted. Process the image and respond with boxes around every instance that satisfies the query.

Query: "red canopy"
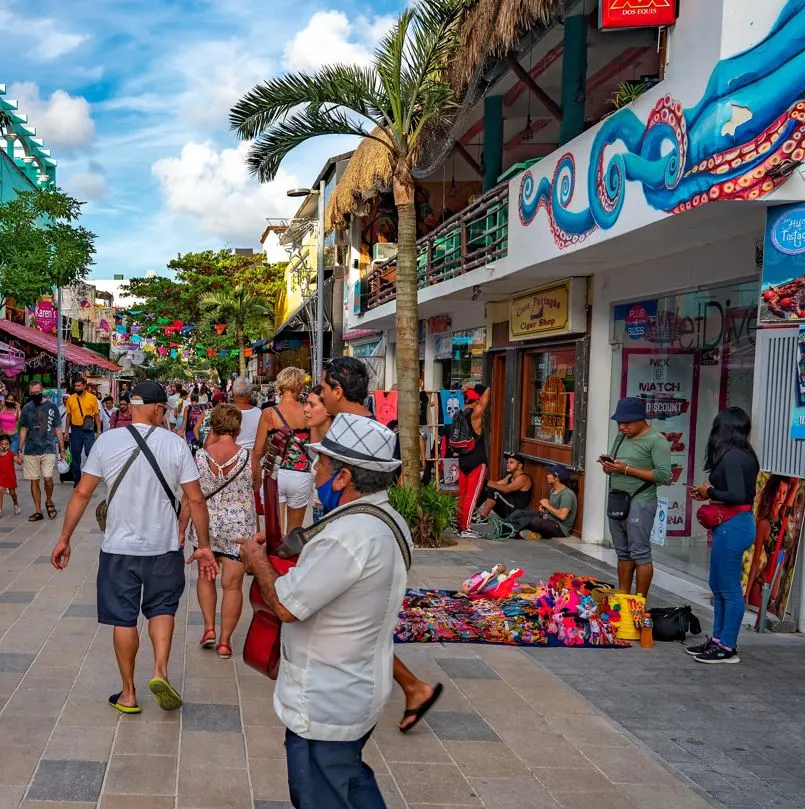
[0,319,121,373]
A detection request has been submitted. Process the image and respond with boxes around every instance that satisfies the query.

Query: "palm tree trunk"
[394,190,421,490]
[238,331,247,377]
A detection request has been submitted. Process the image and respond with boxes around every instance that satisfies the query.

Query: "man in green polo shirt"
[599,397,672,598]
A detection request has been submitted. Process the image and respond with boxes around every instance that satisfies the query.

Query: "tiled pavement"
[0,482,802,808]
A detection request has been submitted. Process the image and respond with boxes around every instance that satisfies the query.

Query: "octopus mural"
[518,0,805,249]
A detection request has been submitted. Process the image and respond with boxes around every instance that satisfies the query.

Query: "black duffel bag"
[648,606,702,642]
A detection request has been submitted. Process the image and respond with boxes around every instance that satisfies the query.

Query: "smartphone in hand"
[599,455,615,464]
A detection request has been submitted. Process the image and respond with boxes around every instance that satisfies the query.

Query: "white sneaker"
[458,529,479,538]
[13,504,20,515]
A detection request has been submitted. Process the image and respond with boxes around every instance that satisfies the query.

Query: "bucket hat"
[610,396,646,423]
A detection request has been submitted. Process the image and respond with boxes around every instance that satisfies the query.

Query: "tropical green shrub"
[388,482,457,548]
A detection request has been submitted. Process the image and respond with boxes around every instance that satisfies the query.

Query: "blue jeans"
[709,511,756,649]
[285,728,386,809]
[9,434,18,453]
[70,429,96,485]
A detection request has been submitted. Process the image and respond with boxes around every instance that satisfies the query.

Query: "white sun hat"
[308,413,401,472]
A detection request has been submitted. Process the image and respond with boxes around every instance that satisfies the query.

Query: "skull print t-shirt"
[19,400,61,455]
[439,389,465,425]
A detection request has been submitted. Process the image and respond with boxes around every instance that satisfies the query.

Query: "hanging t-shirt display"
[438,390,464,426]
[373,390,398,426]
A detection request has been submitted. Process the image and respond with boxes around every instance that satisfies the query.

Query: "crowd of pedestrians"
[29,357,762,809]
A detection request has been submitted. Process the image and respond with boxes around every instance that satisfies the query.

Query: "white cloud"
[8,82,95,154]
[152,140,299,243]
[283,10,395,72]
[0,7,86,60]
[173,40,273,131]
[65,160,108,201]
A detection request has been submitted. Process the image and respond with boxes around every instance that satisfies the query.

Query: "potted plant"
[388,482,457,548]
[609,81,650,112]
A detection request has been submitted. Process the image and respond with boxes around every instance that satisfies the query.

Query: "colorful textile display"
[395,571,629,648]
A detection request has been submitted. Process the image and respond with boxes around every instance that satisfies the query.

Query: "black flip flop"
[45,501,57,519]
[108,692,141,714]
[28,512,43,522]
[399,683,444,734]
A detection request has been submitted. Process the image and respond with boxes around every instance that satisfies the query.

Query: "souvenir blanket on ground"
[395,573,631,648]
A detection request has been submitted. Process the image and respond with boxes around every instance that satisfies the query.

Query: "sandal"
[216,643,232,660]
[148,677,183,711]
[28,512,43,522]
[399,683,444,734]
[200,628,216,649]
[45,501,57,519]
[108,692,141,714]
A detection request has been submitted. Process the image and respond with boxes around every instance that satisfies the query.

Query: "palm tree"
[200,284,271,377]
[230,0,462,489]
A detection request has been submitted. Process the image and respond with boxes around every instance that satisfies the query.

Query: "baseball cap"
[548,465,571,483]
[129,380,168,405]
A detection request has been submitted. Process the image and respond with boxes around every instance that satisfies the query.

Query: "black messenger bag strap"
[126,426,179,516]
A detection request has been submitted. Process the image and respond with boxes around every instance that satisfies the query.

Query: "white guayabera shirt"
[274,490,412,742]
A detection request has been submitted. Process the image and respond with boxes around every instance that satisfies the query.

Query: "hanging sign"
[599,0,678,30]
[760,203,805,324]
[34,300,59,335]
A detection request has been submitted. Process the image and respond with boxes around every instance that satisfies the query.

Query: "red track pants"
[457,463,487,531]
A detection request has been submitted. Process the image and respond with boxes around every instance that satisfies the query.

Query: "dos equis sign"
[599,0,678,29]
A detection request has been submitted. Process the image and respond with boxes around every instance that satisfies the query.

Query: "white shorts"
[278,469,314,510]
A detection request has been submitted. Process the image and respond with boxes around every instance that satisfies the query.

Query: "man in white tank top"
[230,377,261,450]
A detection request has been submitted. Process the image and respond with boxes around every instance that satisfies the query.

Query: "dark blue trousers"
[70,428,95,486]
[285,728,386,809]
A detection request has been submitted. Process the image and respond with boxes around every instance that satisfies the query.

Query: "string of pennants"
[110,312,253,361]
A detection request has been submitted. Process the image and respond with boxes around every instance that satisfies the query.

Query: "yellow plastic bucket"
[609,593,646,641]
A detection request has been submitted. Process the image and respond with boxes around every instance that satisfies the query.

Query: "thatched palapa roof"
[326,130,393,231]
[326,0,562,229]
[451,0,562,91]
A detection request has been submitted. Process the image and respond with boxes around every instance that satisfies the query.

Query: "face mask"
[31,393,43,405]
[316,473,343,514]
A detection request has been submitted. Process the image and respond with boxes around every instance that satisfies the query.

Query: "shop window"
[450,328,486,388]
[522,346,576,446]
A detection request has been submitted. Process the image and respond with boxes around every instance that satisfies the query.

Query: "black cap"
[504,451,526,464]
[130,380,168,405]
[548,465,571,483]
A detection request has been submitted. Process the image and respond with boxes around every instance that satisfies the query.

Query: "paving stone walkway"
[0,481,801,808]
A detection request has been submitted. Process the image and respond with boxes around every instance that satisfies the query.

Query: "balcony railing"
[362,181,509,311]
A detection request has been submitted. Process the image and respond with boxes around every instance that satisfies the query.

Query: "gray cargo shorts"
[609,498,657,565]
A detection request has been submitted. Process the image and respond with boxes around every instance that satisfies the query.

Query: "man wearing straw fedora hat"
[238,412,413,809]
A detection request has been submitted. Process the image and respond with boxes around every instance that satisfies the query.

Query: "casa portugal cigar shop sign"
[599,0,678,30]
[509,278,587,341]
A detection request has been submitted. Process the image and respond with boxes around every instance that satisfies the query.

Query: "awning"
[343,329,381,342]
[0,320,121,373]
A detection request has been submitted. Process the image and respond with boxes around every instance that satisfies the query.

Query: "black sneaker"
[695,645,740,664]
[685,637,717,657]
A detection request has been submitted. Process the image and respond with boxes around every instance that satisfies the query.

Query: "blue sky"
[0,0,403,278]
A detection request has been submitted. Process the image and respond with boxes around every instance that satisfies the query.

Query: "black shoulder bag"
[95,426,155,530]
[76,396,95,431]
[126,426,181,519]
[606,435,652,521]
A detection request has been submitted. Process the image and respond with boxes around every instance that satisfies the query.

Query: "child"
[0,433,20,516]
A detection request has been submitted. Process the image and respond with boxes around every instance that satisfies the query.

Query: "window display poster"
[793,326,805,440]
[743,472,805,619]
[650,497,669,546]
[622,351,697,536]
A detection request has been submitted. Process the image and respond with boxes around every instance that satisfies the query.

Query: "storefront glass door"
[610,280,759,581]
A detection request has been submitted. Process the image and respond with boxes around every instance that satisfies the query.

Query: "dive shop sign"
[599,0,678,30]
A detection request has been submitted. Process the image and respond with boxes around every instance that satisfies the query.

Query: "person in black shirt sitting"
[688,407,759,665]
[475,452,533,521]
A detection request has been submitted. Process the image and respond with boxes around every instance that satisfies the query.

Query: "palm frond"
[375,9,415,141]
[230,65,390,140]
[245,107,381,182]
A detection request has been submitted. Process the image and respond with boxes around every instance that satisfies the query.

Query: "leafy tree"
[200,285,271,377]
[230,0,462,487]
[0,188,95,309]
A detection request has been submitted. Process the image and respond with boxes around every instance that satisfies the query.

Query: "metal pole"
[315,179,325,381]
[56,286,64,395]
